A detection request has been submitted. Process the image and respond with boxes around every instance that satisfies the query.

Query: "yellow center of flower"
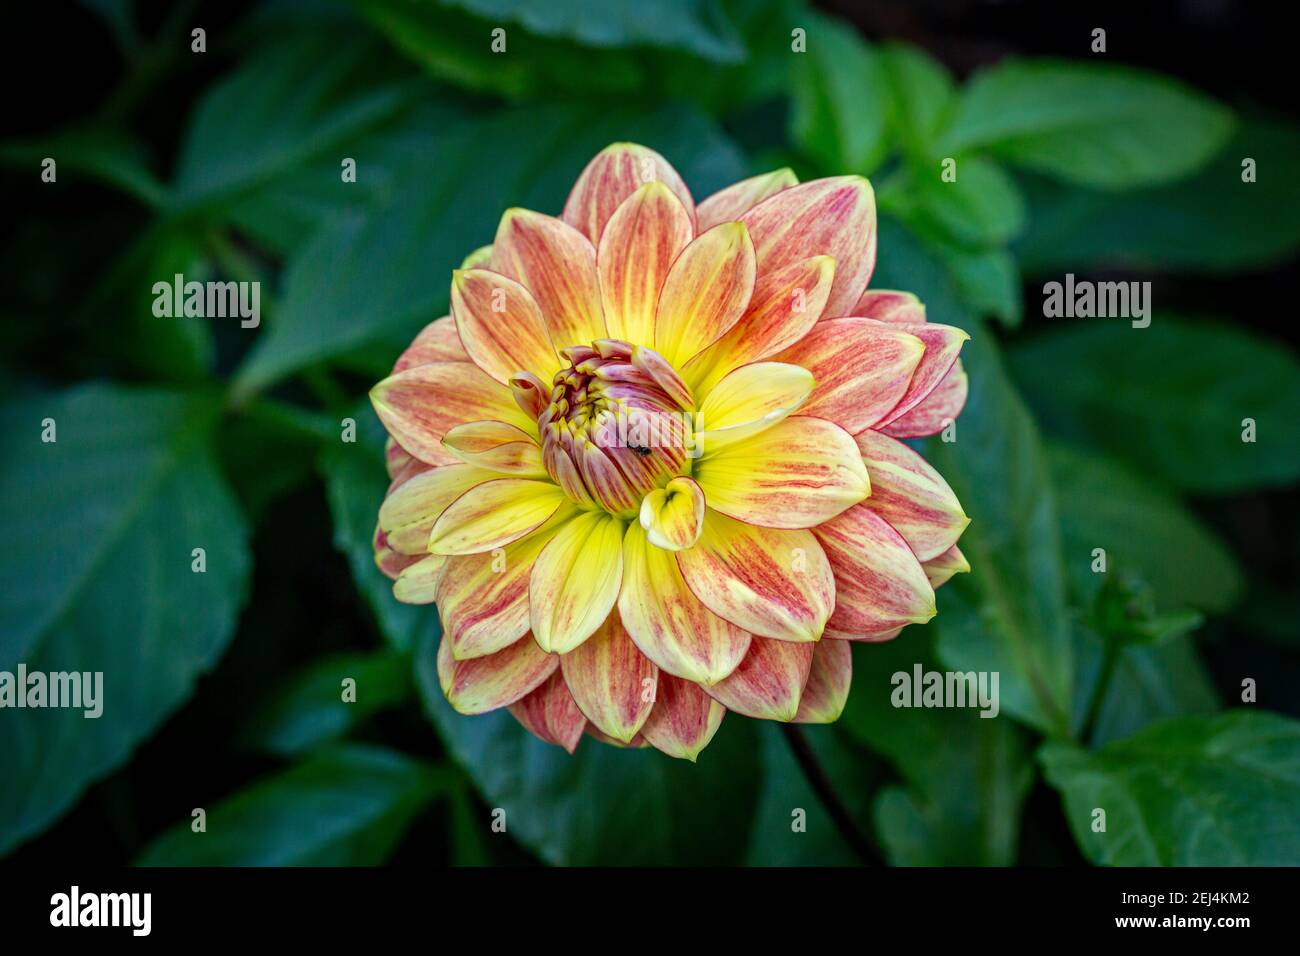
[511,338,695,517]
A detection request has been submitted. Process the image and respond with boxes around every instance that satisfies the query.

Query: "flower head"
[372,143,970,759]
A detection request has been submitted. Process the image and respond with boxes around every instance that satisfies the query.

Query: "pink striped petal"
[371,361,533,466]
[492,208,605,348]
[374,524,420,580]
[597,181,692,346]
[850,289,926,324]
[377,463,496,555]
[442,420,546,477]
[562,143,695,245]
[740,176,877,318]
[696,168,798,231]
[793,640,852,724]
[654,222,756,368]
[619,523,751,685]
[436,632,557,715]
[923,544,970,589]
[450,268,562,384]
[436,519,562,660]
[870,320,969,428]
[856,429,969,561]
[640,674,726,761]
[393,315,469,372]
[814,505,936,635]
[509,670,587,753]
[677,511,834,642]
[772,317,924,434]
[384,437,417,478]
[560,614,657,742]
[585,725,650,748]
[684,255,836,397]
[825,625,902,643]
[705,638,814,721]
[695,417,870,529]
[879,360,968,439]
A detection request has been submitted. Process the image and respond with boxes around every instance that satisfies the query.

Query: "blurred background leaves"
[1,0,1298,866]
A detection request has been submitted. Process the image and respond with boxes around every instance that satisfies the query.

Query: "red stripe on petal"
[705,638,814,721]
[509,670,587,753]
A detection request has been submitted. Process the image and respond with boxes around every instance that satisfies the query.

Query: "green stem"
[1079,631,1122,746]
[779,724,882,865]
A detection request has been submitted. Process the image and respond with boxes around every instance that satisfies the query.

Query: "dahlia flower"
[371,143,970,759]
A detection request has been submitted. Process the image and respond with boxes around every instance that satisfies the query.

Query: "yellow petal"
[619,523,751,685]
[639,476,705,551]
[377,463,496,554]
[695,362,813,454]
[654,222,756,368]
[429,478,568,555]
[597,181,692,346]
[530,511,625,653]
[437,517,565,660]
[695,417,870,529]
[391,554,448,604]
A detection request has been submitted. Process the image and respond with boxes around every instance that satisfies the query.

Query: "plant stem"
[779,723,882,865]
[1079,632,1122,746]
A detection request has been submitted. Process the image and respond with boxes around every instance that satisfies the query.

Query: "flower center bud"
[524,339,695,516]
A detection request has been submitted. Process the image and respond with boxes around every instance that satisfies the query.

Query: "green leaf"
[319,401,438,652]
[1040,711,1300,865]
[1014,115,1300,275]
[1009,317,1300,493]
[744,723,880,866]
[873,221,1073,735]
[937,59,1234,189]
[349,0,642,98]
[136,744,446,865]
[233,103,745,394]
[1073,627,1219,749]
[170,29,424,218]
[241,651,413,756]
[943,245,1022,328]
[889,157,1026,248]
[790,13,890,175]
[1047,443,1243,612]
[881,42,956,159]
[0,385,251,855]
[840,634,1035,865]
[0,127,165,208]
[437,0,746,62]
[415,628,762,865]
